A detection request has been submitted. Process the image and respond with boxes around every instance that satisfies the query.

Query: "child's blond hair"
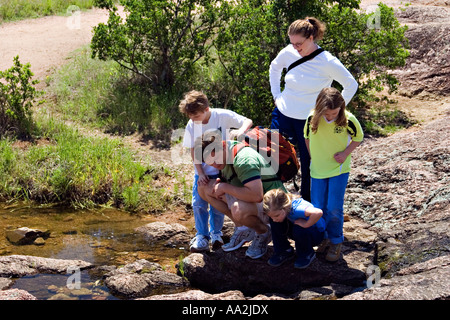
[178,90,209,115]
[309,87,347,134]
[263,189,295,214]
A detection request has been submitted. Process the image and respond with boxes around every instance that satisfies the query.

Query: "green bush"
[0,56,42,138]
[90,0,410,133]
[91,0,231,92]
[213,0,409,125]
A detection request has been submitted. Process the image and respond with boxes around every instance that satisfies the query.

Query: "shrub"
[214,0,409,125]
[91,0,231,92]
[0,56,42,138]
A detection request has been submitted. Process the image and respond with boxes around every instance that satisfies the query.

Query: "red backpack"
[232,126,300,184]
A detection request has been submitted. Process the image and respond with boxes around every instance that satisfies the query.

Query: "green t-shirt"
[221,141,286,193]
[304,110,364,179]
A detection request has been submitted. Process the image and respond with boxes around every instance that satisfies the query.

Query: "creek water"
[0,203,191,300]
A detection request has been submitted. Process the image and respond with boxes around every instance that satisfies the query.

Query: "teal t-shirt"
[221,141,287,193]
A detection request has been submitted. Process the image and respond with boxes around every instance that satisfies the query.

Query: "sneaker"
[245,230,272,259]
[189,235,209,253]
[222,227,255,252]
[268,247,295,267]
[210,233,224,251]
[294,252,316,269]
[325,243,342,262]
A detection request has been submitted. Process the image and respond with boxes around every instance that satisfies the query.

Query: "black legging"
[270,107,311,202]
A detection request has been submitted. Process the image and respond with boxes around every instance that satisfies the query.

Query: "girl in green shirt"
[304,87,363,262]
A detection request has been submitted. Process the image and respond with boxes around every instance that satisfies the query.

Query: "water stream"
[0,203,191,300]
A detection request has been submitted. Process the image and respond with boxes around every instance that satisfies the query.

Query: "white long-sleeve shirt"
[269,44,358,119]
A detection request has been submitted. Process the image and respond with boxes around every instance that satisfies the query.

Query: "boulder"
[0,255,93,277]
[6,227,50,245]
[180,250,365,296]
[0,277,13,290]
[0,289,37,300]
[346,114,450,229]
[140,289,247,300]
[177,217,376,296]
[135,222,190,247]
[391,5,450,97]
[103,259,189,299]
[343,255,450,300]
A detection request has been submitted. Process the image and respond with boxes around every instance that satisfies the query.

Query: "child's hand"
[334,151,348,163]
[212,178,226,200]
[197,174,209,186]
[228,129,243,141]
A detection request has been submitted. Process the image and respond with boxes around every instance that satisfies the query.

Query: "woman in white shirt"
[269,17,358,202]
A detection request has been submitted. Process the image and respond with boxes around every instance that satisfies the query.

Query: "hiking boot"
[222,227,255,252]
[325,243,342,262]
[316,238,330,253]
[294,252,316,269]
[189,235,209,253]
[245,230,272,259]
[210,233,224,251]
[268,247,295,267]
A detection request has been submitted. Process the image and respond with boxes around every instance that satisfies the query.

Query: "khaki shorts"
[225,194,269,225]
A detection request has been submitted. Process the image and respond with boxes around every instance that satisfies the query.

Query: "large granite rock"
[103,259,189,299]
[391,5,450,97]
[0,255,93,277]
[135,221,190,247]
[0,288,37,300]
[343,255,450,300]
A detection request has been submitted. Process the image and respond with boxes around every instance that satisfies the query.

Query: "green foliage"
[0,56,42,138]
[321,3,410,105]
[213,0,409,125]
[0,0,94,23]
[90,0,409,128]
[91,0,231,92]
[49,46,186,140]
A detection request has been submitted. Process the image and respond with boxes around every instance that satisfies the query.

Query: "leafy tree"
[214,0,409,125]
[91,0,231,92]
[321,3,410,105]
[0,56,41,139]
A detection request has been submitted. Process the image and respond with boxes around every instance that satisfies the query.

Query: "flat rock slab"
[0,288,37,300]
[343,255,450,300]
[0,255,93,277]
[135,221,190,247]
[103,259,189,299]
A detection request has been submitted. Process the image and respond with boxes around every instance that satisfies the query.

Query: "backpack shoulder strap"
[286,48,325,74]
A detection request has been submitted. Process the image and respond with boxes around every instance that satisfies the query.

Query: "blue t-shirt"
[287,198,326,233]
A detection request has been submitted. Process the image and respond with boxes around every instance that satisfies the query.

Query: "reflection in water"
[0,204,191,300]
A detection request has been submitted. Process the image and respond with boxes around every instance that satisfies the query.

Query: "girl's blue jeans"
[192,174,224,238]
[311,173,349,245]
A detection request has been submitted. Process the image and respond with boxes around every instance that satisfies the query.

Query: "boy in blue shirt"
[263,188,325,269]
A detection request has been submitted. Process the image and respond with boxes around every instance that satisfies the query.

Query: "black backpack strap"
[286,48,325,74]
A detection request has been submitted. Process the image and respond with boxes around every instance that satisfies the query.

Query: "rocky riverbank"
[1,1,449,301]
